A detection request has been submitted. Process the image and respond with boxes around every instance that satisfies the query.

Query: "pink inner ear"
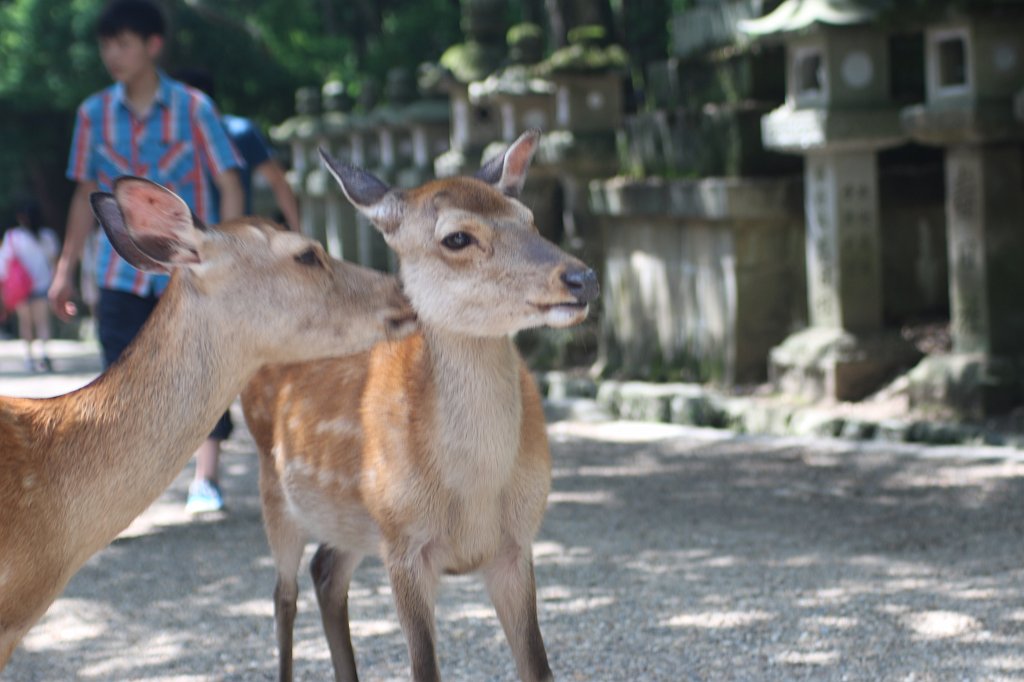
[500,133,538,193]
[117,181,192,243]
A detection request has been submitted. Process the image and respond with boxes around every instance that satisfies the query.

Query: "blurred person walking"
[48,0,244,513]
[1,201,58,372]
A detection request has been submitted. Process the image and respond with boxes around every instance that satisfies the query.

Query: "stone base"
[769,327,921,402]
[907,353,1023,419]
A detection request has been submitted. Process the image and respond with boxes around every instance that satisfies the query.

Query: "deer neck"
[422,326,524,487]
[57,280,254,555]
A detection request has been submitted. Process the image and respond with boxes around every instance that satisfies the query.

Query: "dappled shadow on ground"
[7,419,1024,680]
[540,424,1024,681]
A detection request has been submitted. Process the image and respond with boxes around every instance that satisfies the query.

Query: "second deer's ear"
[475,129,540,198]
[319,147,404,235]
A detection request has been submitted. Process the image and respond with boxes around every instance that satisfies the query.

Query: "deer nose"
[561,267,600,304]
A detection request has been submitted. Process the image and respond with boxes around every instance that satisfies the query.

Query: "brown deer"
[0,177,416,670]
[241,130,599,682]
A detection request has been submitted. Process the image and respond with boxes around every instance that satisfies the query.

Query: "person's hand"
[48,270,79,321]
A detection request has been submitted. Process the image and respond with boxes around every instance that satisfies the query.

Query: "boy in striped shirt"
[49,0,245,513]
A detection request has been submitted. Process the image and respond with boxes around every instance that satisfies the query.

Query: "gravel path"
[5,346,1024,680]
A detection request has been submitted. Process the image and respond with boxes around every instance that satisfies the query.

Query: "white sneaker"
[185,479,224,514]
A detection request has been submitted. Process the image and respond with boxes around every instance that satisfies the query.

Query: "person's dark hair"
[174,68,216,100]
[15,200,43,236]
[96,0,166,39]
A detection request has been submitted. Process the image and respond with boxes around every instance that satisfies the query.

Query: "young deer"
[241,130,599,682]
[0,177,415,670]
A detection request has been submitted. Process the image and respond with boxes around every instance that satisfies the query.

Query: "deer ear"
[90,193,169,273]
[475,129,540,198]
[320,147,404,235]
[93,177,206,272]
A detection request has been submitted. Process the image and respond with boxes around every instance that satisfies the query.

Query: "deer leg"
[1,627,27,671]
[310,544,363,682]
[263,502,307,682]
[273,572,300,682]
[484,545,553,682]
[385,543,442,682]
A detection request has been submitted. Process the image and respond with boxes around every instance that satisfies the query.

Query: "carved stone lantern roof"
[468,67,556,101]
[535,25,629,76]
[739,0,886,38]
[899,6,1024,145]
[741,0,904,152]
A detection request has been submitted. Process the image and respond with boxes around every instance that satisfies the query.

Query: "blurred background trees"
[1,0,676,230]
[0,0,470,227]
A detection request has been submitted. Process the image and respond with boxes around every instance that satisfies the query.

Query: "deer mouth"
[532,301,590,327]
[533,301,588,313]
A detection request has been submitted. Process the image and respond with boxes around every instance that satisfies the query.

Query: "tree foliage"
[0,0,672,228]
[0,0,462,226]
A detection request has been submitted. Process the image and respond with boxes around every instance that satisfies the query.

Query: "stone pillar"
[906,144,1024,414]
[772,147,914,401]
[803,151,883,332]
[742,7,920,402]
[900,11,1024,416]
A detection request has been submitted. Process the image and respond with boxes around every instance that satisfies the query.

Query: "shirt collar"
[112,70,172,111]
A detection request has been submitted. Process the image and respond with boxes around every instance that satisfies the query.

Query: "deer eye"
[441,232,474,251]
[294,248,320,266]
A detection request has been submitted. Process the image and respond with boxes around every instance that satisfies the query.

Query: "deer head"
[320,130,599,338]
[91,177,416,364]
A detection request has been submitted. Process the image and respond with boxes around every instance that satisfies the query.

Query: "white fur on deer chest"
[420,338,525,569]
[429,347,523,495]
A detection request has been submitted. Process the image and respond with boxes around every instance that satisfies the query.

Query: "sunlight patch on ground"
[548,420,719,443]
[224,598,275,618]
[444,604,497,622]
[350,618,402,637]
[985,655,1024,672]
[775,650,840,666]
[77,632,190,678]
[544,595,615,614]
[548,489,617,505]
[801,615,858,630]
[21,601,109,651]
[665,609,773,629]
[903,610,983,639]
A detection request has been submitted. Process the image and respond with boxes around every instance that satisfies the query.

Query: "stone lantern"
[741,0,918,402]
[900,6,1024,416]
[432,0,506,177]
[537,25,627,138]
[468,23,556,143]
[467,23,562,242]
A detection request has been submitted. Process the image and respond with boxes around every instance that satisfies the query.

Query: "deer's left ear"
[319,147,405,236]
[475,129,540,198]
[92,177,207,273]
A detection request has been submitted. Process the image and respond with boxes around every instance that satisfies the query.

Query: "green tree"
[0,0,461,231]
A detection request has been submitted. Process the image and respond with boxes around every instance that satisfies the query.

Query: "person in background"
[0,201,58,372]
[176,68,300,231]
[48,0,244,514]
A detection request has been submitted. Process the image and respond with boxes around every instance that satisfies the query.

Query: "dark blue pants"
[97,288,233,440]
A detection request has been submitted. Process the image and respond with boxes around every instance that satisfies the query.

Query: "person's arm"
[49,180,98,320]
[257,159,301,231]
[213,168,244,223]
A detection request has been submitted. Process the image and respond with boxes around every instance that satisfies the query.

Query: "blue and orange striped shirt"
[66,71,243,296]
